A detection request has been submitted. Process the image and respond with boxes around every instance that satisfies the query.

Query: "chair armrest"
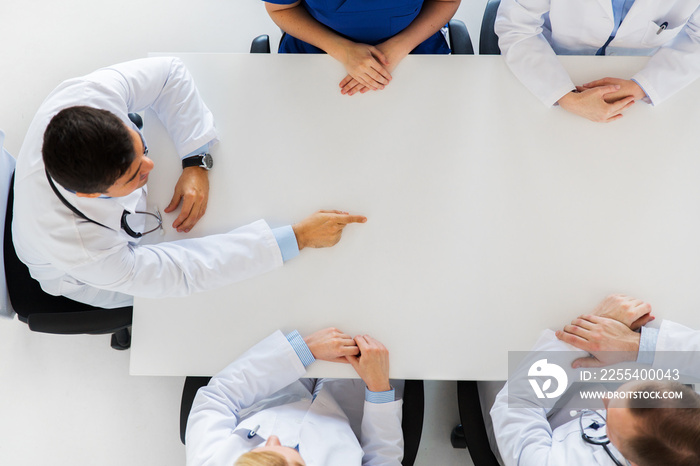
[27,307,132,335]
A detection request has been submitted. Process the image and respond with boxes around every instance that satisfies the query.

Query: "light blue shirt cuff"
[272,226,300,262]
[285,330,315,367]
[182,142,211,160]
[630,79,649,99]
[365,387,396,404]
[636,326,659,365]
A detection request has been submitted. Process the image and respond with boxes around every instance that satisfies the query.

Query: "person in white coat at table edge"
[12,57,366,311]
[490,295,700,466]
[495,0,700,123]
[185,328,403,466]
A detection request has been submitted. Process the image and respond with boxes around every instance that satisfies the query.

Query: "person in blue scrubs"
[264,0,461,95]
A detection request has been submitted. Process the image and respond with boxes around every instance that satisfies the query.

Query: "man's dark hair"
[42,106,136,193]
[622,382,700,466]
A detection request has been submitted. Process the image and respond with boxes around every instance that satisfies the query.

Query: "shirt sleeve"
[285,330,316,367]
[636,326,659,365]
[65,219,285,301]
[272,225,300,262]
[365,387,396,404]
[495,0,576,107]
[360,399,403,465]
[186,330,307,465]
[89,57,220,157]
[631,7,700,105]
[183,142,212,160]
[490,330,589,466]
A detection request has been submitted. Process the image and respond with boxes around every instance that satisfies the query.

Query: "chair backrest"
[0,131,16,319]
[448,19,474,55]
[250,35,271,54]
[479,0,502,55]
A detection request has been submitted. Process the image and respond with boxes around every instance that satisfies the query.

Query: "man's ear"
[75,192,101,198]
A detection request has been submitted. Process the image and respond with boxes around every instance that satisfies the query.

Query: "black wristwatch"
[182,153,213,170]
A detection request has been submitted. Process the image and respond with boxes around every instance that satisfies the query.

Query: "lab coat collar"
[54,180,146,232]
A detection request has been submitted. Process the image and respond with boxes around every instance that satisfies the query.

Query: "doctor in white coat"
[495,0,700,122]
[185,327,403,466]
[12,57,365,310]
[490,295,700,466]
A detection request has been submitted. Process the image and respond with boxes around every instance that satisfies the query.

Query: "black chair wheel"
[110,328,131,350]
[451,424,467,449]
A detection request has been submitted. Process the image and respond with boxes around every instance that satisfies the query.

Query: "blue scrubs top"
[264,0,450,54]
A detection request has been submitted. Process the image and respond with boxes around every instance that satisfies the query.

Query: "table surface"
[130,53,700,379]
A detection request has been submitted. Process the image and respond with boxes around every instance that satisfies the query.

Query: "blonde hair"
[234,450,289,466]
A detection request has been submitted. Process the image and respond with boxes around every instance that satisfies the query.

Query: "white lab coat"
[495,0,700,106]
[13,58,284,308]
[185,330,404,466]
[490,320,700,466]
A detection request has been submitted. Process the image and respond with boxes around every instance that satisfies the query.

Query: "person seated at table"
[185,327,403,465]
[263,0,461,96]
[490,294,700,465]
[495,0,700,123]
[13,57,366,310]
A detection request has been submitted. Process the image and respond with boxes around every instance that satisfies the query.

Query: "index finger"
[354,335,369,350]
[334,214,367,224]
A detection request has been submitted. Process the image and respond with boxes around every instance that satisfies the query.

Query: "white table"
[130,53,700,379]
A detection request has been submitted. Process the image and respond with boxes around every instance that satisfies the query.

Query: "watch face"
[203,153,213,169]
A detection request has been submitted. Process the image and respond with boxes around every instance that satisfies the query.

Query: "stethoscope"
[575,409,630,466]
[46,170,162,239]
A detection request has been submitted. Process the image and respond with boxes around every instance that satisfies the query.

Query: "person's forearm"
[381,0,460,56]
[266,3,352,60]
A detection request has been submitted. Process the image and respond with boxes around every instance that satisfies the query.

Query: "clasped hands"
[304,327,391,392]
[556,294,655,368]
[557,77,646,123]
[333,40,407,96]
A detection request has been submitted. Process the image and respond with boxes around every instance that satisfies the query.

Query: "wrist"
[624,333,642,361]
[381,37,410,61]
[557,90,578,108]
[367,381,391,392]
[292,223,306,250]
[302,335,315,358]
[182,166,208,174]
[326,36,355,62]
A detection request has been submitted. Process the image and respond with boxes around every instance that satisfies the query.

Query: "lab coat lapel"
[299,389,364,466]
[237,399,311,448]
[596,0,614,19]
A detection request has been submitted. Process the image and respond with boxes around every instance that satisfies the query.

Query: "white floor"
[0,0,490,465]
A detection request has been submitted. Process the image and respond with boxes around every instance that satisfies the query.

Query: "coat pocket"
[641,19,685,48]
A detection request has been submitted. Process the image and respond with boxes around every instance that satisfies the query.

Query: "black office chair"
[1,115,142,350]
[250,20,474,56]
[450,381,500,466]
[179,377,425,466]
[479,0,502,55]
[251,34,271,54]
[448,19,474,55]
[3,175,133,349]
